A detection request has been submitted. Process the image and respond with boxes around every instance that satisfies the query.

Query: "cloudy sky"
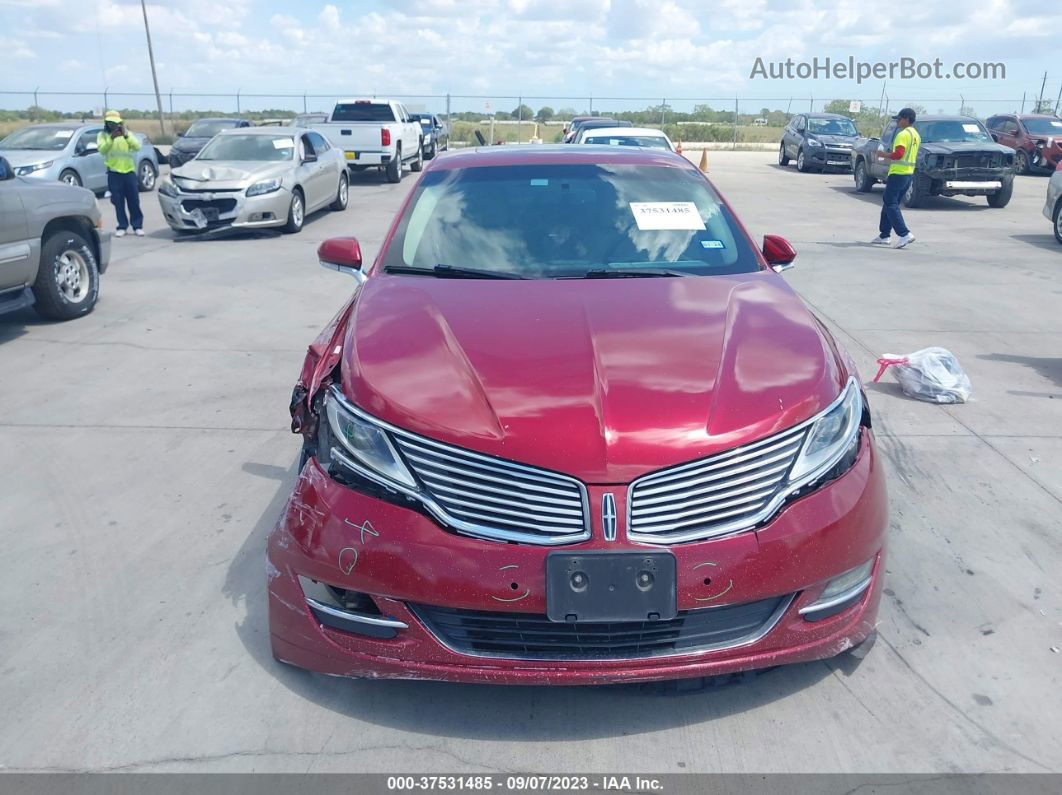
[1,0,1059,115]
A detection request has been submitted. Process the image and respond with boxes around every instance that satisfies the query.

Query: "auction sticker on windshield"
[273,138,294,149]
[961,124,981,133]
[630,202,706,231]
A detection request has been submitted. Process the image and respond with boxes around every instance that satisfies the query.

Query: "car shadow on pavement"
[0,306,44,344]
[223,456,842,742]
[827,185,994,211]
[979,353,1062,387]
[1009,233,1061,252]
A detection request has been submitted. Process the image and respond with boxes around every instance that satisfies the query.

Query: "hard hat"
[104,110,123,123]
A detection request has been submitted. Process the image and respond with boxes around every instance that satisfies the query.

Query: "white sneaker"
[870,235,891,245]
[134,229,145,237]
[115,229,126,238]
[892,234,916,249]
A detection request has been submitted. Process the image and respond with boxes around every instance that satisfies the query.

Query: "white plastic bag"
[874,347,972,404]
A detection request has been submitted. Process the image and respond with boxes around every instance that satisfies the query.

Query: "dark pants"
[108,170,143,231]
[879,173,912,238]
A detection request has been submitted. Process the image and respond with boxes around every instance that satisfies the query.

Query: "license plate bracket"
[345,151,359,161]
[546,551,677,623]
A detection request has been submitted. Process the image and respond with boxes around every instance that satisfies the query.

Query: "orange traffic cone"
[698,148,709,172]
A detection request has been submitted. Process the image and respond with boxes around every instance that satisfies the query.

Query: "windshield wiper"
[576,268,688,279]
[385,264,526,280]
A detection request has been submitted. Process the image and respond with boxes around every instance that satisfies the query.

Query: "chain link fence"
[2,89,1059,147]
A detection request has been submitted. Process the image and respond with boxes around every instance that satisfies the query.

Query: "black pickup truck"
[851,115,1016,208]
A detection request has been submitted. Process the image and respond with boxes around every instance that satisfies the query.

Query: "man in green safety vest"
[96,110,144,237]
[871,107,920,249]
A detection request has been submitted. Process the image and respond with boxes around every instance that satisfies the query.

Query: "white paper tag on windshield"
[630,202,705,231]
[54,130,73,139]
[961,124,980,133]
[272,137,294,149]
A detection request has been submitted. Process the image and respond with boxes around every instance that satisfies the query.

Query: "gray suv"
[0,156,111,320]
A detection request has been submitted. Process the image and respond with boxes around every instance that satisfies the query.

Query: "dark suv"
[779,113,859,172]
[985,114,1062,174]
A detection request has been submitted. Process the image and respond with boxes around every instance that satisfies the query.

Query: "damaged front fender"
[290,294,360,435]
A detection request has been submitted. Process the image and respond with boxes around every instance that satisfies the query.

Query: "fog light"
[298,575,407,639]
[799,558,875,622]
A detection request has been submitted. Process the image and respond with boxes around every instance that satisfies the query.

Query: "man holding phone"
[96,110,144,237]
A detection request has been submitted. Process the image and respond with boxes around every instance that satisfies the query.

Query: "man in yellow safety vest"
[96,110,144,237]
[871,107,920,249]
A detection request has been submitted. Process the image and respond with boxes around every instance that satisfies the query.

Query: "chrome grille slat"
[628,425,809,544]
[425,480,585,517]
[397,437,571,488]
[402,450,577,499]
[432,493,585,526]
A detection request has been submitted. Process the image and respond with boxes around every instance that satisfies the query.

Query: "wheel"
[58,169,82,188]
[987,177,1013,208]
[853,159,873,192]
[32,230,99,321]
[137,160,157,192]
[385,147,403,183]
[796,149,810,172]
[902,174,927,208]
[1054,199,1062,244]
[330,172,349,211]
[410,141,424,172]
[1014,150,1029,176]
[778,143,789,166]
[283,188,305,233]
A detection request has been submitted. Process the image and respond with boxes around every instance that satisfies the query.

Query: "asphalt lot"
[0,152,1059,774]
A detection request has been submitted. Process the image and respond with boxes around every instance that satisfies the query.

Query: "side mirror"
[302,152,317,163]
[81,142,99,156]
[318,237,364,281]
[0,156,12,181]
[763,234,796,272]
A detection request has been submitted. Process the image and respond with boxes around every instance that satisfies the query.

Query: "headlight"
[787,380,862,484]
[323,388,419,492]
[806,138,823,147]
[246,178,282,197]
[158,179,178,198]
[15,161,53,175]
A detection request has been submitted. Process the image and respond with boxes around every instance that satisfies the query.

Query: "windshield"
[584,135,671,150]
[196,134,295,162]
[381,164,760,279]
[808,118,858,136]
[1023,118,1062,135]
[185,120,240,138]
[0,126,76,151]
[332,103,396,122]
[916,120,992,143]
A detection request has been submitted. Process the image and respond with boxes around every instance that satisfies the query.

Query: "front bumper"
[922,168,1011,195]
[158,187,291,231]
[342,149,391,167]
[268,429,888,685]
[808,146,854,168]
[95,228,112,273]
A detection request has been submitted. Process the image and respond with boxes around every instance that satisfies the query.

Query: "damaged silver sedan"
[157,128,348,234]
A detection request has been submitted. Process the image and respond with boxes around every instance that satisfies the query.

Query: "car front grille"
[180,198,237,214]
[944,153,1001,169]
[627,424,808,544]
[411,595,793,660]
[392,434,590,545]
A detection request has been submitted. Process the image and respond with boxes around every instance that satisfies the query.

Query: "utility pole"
[1036,70,1047,113]
[1054,82,1062,116]
[1020,92,1026,113]
[140,0,167,138]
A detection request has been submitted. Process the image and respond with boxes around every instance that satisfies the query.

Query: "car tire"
[330,172,349,212]
[58,169,82,188]
[411,141,424,172]
[283,188,305,233]
[796,149,810,172]
[902,174,928,208]
[778,143,790,166]
[1014,150,1029,176]
[1054,199,1062,244]
[386,147,403,183]
[32,230,99,321]
[137,160,157,192]
[987,176,1013,208]
[853,159,874,192]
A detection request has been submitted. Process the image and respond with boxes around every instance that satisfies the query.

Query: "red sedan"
[269,145,887,685]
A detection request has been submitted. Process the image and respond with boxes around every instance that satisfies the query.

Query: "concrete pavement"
[0,154,1059,773]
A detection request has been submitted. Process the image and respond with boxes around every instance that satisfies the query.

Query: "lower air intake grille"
[411,595,792,660]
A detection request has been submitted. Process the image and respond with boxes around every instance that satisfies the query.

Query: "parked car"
[562,115,596,142]
[577,126,675,151]
[0,156,110,320]
[570,118,633,143]
[294,113,329,128]
[0,122,160,193]
[985,114,1062,175]
[852,115,1016,208]
[1044,161,1062,244]
[167,118,251,169]
[272,145,887,685]
[157,128,347,235]
[409,113,449,159]
[313,99,424,183]
[778,113,859,172]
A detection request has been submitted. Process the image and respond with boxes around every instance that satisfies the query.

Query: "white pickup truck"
[315,99,424,183]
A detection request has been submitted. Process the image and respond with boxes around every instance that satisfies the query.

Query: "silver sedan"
[157,128,348,234]
[1044,166,1062,245]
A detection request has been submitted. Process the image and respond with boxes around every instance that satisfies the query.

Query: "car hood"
[0,149,66,167]
[171,160,291,189]
[340,273,848,483]
[920,141,1014,156]
[812,134,857,146]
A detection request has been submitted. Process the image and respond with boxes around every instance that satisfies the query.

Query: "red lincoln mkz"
[268,145,887,685]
